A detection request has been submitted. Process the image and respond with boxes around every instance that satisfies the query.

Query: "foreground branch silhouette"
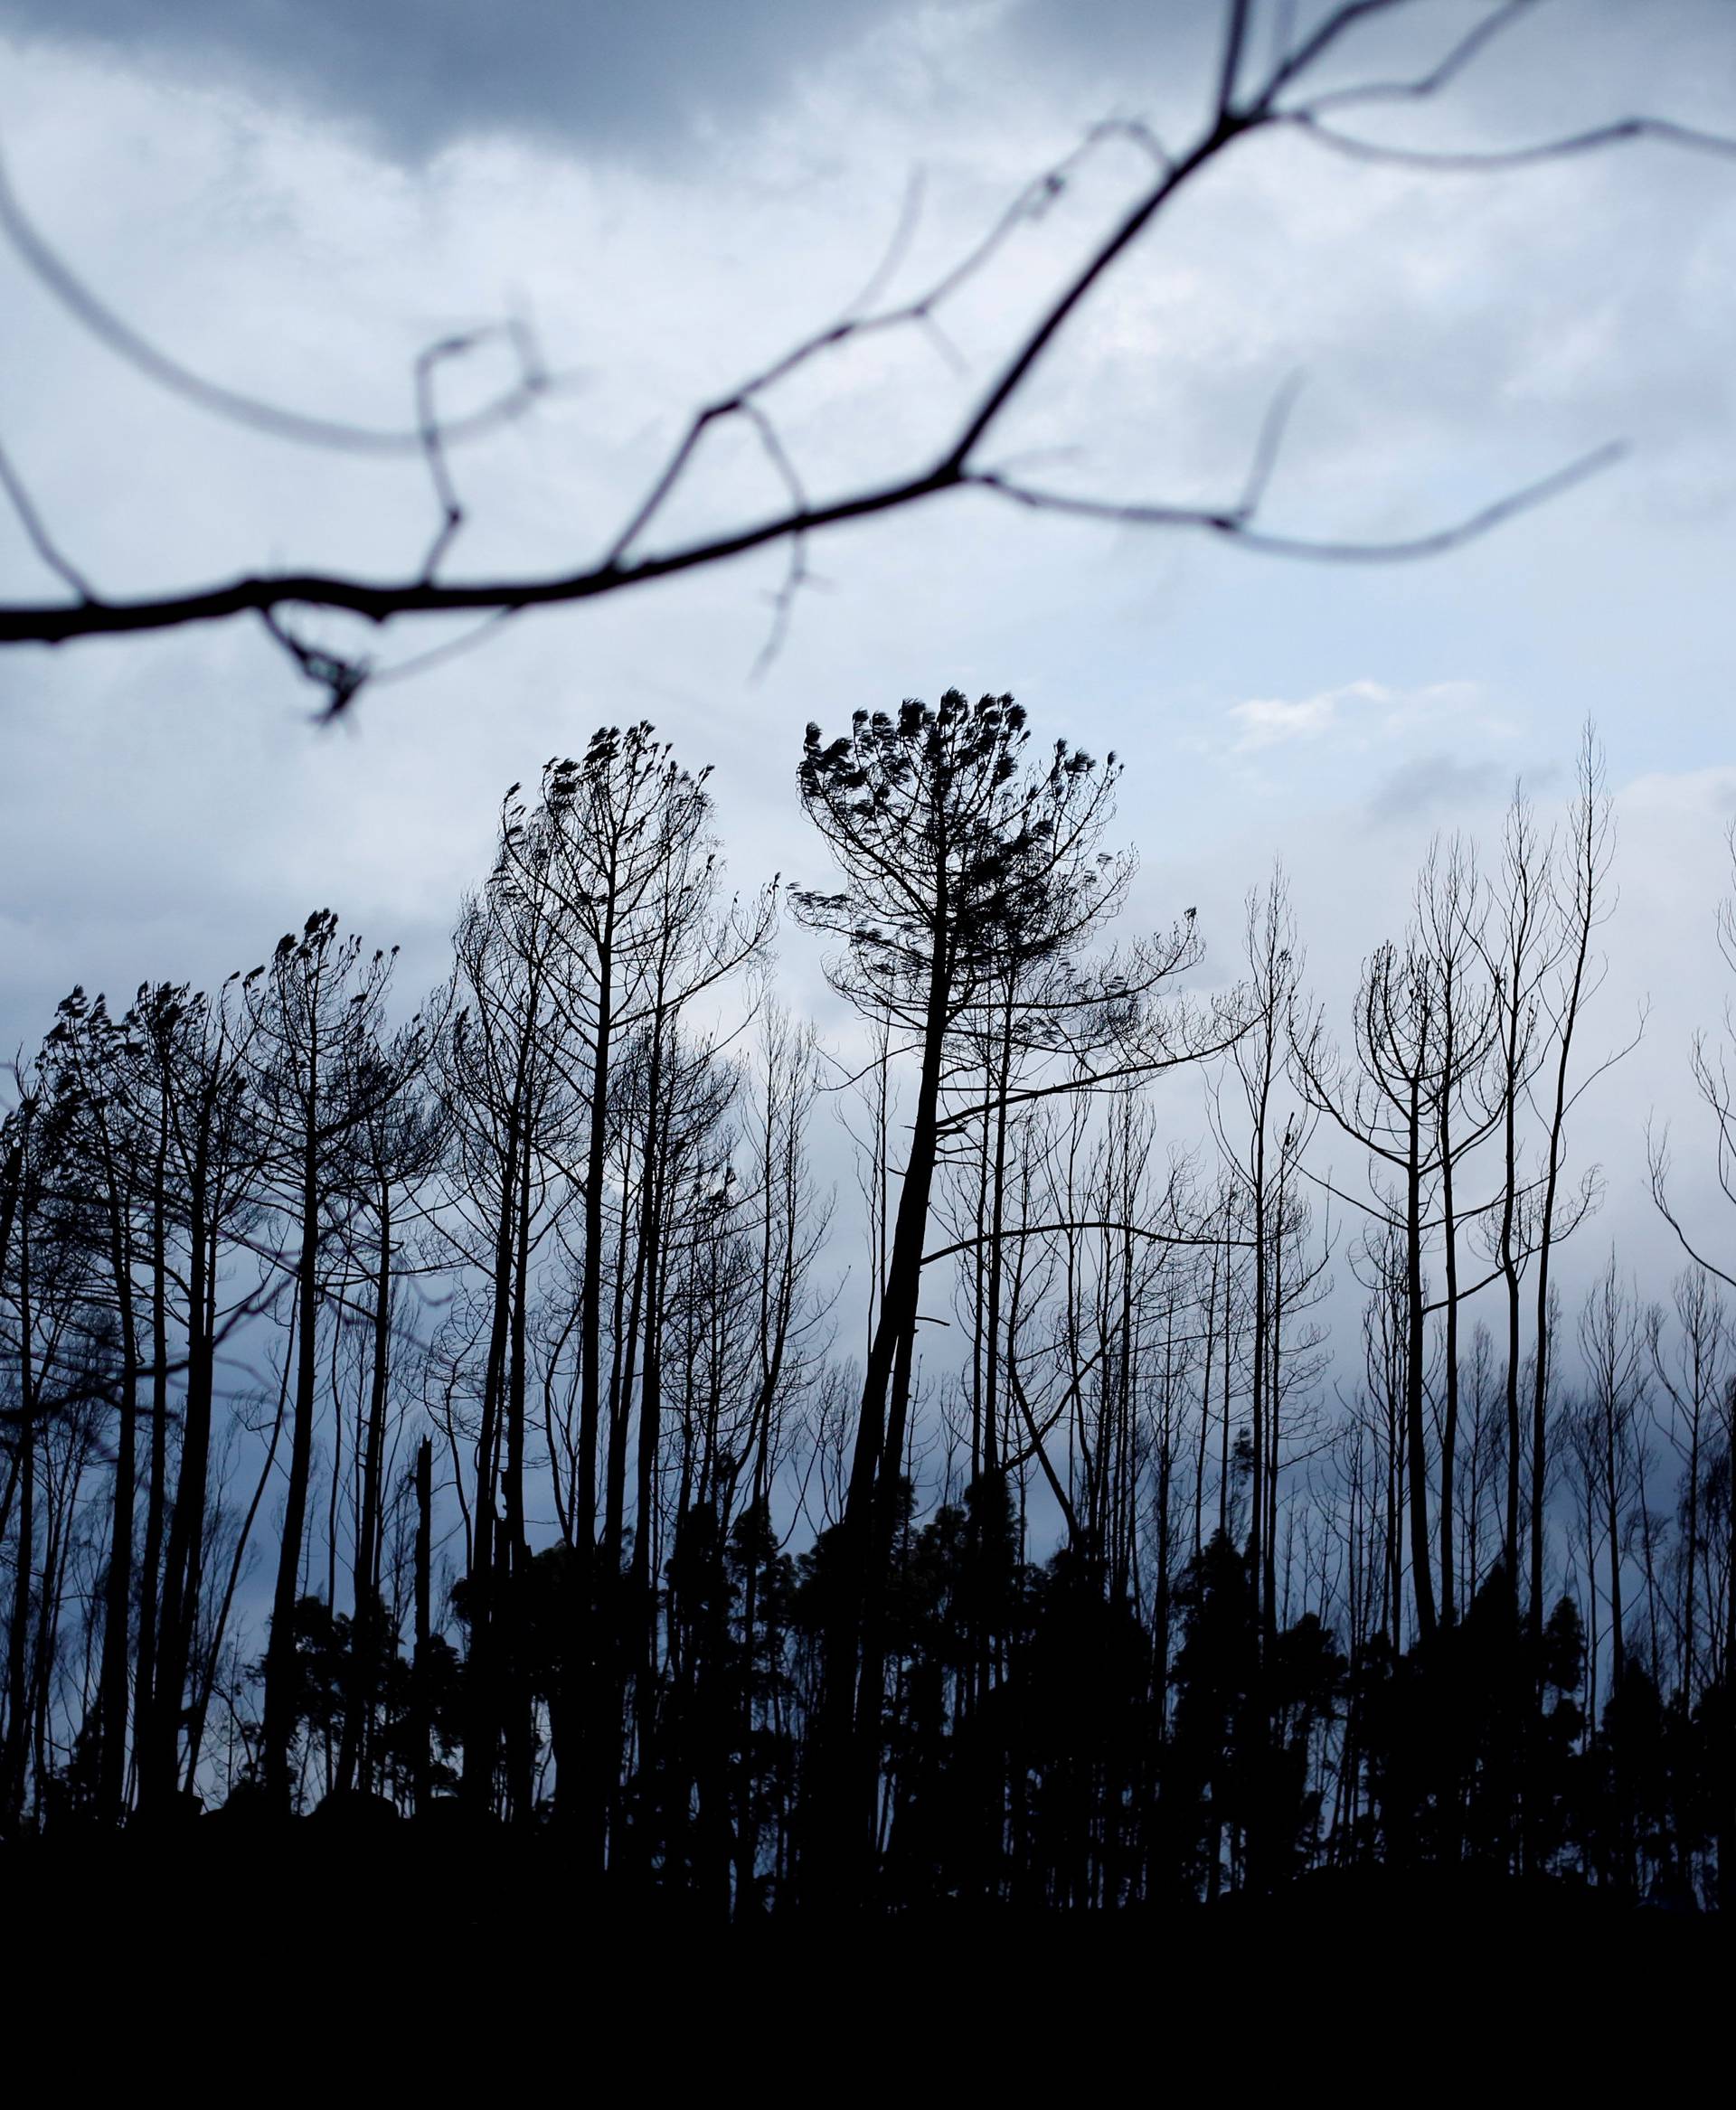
[2,0,1732,711]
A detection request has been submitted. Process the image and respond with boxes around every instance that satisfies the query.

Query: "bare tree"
[1295,935,1448,1638]
[246,914,415,1814]
[1414,835,1503,1626]
[1475,784,1554,1573]
[1207,869,1329,1637]
[1526,729,1623,1644]
[1571,1256,1649,1698]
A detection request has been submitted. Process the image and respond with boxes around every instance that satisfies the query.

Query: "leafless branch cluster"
[0,0,1732,712]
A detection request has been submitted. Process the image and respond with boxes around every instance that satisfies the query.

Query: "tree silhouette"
[0,708,1732,1919]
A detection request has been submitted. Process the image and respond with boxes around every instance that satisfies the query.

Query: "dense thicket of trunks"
[1,702,1730,1910]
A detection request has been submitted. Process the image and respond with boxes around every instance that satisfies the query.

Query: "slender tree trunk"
[263,1117,321,1814]
[134,1111,169,1810]
[2,1262,33,1832]
[463,1117,518,1817]
[577,917,617,1548]
[412,1436,433,1813]
[146,1173,214,1813]
[816,886,950,1903]
[97,1164,138,1822]
[1406,1092,1438,1642]
[1439,1126,1460,1627]
[337,1185,392,1796]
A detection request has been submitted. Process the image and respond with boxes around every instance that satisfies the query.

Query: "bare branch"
[1264,0,1418,101]
[1296,0,1541,116]
[0,430,1634,653]
[414,329,533,581]
[0,433,92,600]
[257,607,370,720]
[0,146,560,459]
[976,438,1628,563]
[0,0,1731,690]
[738,400,814,679]
[1218,0,1256,119]
[1238,369,1307,520]
[1288,109,1736,174]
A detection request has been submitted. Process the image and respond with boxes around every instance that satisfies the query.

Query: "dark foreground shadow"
[2,1814,1723,1959]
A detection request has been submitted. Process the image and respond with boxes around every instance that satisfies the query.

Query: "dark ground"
[0,1827,1722,2086]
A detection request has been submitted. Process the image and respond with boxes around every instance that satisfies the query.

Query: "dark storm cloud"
[0,0,910,158]
[0,0,1234,163]
[4,0,1725,170]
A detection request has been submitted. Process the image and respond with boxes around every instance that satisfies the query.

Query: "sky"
[2,0,1735,1326]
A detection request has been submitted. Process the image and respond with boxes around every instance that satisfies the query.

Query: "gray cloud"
[0,0,1250,167]
[5,0,1723,182]
[0,0,911,160]
[1365,752,1505,827]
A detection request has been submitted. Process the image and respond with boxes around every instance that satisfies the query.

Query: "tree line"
[1,697,1731,1912]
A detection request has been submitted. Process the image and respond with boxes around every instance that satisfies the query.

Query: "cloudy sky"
[1,0,1734,1294]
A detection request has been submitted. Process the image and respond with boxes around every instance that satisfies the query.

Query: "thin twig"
[977,438,1628,562]
[0,148,561,457]
[1237,370,1307,520]
[1290,110,1736,173]
[1295,0,1540,115]
[0,434,92,600]
[258,607,371,719]
[415,334,476,581]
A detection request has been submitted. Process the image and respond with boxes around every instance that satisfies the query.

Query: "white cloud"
[1224,678,1487,754]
